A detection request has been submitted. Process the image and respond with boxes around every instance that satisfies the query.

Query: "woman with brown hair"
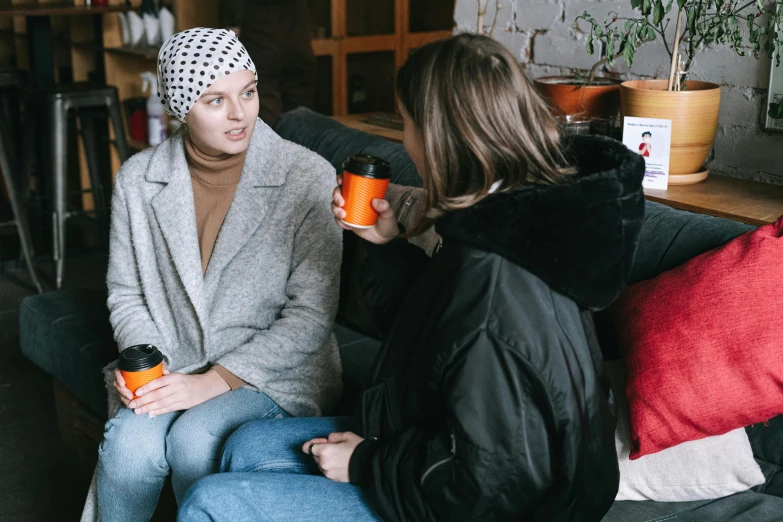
[180,33,646,521]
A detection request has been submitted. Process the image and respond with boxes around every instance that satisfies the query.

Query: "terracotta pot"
[620,79,721,184]
[535,76,622,119]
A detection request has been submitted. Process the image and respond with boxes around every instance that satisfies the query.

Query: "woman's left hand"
[129,368,230,417]
[303,432,365,483]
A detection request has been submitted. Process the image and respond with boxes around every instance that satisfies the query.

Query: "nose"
[228,98,245,121]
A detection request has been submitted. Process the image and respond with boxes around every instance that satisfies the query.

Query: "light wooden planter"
[620,79,721,185]
[535,76,622,120]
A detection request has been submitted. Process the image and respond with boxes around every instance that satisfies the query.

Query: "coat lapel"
[204,122,286,285]
[148,131,209,333]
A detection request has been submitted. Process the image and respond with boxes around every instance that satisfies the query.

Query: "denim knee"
[165,413,221,473]
[98,409,170,482]
[178,475,233,522]
[220,420,262,472]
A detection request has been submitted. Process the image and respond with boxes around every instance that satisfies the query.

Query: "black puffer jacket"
[347,135,646,522]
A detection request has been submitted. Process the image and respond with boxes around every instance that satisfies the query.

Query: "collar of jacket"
[435,134,646,311]
[145,120,286,187]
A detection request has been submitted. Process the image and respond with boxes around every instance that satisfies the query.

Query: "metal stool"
[23,83,130,289]
[0,69,42,293]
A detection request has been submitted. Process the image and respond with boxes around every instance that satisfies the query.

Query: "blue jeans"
[97,388,288,522]
[178,417,383,522]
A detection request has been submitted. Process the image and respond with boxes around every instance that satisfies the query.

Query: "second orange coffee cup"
[341,154,392,228]
[118,344,164,399]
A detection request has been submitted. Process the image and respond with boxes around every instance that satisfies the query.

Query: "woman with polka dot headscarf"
[84,28,343,521]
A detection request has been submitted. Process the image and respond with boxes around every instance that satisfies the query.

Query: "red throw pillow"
[610,216,783,460]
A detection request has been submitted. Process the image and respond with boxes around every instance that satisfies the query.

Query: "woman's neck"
[185,131,247,185]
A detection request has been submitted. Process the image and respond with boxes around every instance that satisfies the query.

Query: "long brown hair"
[397,33,574,236]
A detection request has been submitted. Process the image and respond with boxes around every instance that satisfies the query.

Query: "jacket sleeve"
[106,180,168,361]
[214,163,342,381]
[349,330,556,521]
[361,238,430,336]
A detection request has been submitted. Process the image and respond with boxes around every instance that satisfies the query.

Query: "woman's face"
[184,70,259,156]
[399,101,427,180]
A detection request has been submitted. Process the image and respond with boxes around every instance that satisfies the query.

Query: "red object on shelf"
[124,97,148,144]
[93,0,109,6]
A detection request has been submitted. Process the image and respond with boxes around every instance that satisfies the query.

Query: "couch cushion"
[602,486,783,522]
[274,107,422,188]
[19,288,116,419]
[628,201,753,285]
[18,288,381,420]
[612,218,783,459]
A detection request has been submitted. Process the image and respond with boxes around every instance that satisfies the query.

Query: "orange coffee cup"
[341,154,392,228]
[118,344,164,399]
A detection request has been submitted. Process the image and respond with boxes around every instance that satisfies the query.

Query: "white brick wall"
[454,0,783,185]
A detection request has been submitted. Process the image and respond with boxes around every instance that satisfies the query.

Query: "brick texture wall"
[454,0,783,185]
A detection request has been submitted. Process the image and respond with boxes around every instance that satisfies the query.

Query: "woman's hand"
[332,175,400,245]
[113,367,135,408]
[302,431,365,483]
[127,368,230,417]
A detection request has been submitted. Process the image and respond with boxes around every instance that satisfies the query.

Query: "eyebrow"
[202,80,257,97]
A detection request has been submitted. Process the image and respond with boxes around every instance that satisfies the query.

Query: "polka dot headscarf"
[157,27,257,121]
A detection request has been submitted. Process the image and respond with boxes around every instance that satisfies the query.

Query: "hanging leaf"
[624,40,637,66]
[688,7,697,33]
[643,0,653,15]
[677,0,687,9]
[654,0,665,24]
[586,38,595,55]
[632,0,643,9]
[647,26,657,40]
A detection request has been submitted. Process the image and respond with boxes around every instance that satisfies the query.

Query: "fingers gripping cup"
[118,344,164,399]
[341,155,392,228]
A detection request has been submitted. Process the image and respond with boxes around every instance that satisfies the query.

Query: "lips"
[225,127,247,141]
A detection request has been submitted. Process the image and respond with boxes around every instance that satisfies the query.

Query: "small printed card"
[622,117,673,190]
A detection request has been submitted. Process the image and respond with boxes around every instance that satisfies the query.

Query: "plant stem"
[489,1,503,38]
[668,10,685,91]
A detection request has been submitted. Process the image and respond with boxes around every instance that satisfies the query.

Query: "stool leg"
[78,109,108,243]
[20,108,36,210]
[51,98,68,289]
[17,106,38,270]
[0,117,42,293]
[107,91,130,164]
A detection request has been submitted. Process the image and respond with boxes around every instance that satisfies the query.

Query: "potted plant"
[577,0,783,184]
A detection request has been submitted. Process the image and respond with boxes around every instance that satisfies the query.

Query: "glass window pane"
[409,0,455,33]
[307,0,332,38]
[314,55,333,115]
[347,51,396,114]
[347,0,395,36]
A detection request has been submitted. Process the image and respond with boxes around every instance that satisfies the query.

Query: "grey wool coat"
[80,121,343,521]
[104,121,343,418]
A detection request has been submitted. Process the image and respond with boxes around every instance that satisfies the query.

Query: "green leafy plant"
[576,0,783,86]
[770,100,783,118]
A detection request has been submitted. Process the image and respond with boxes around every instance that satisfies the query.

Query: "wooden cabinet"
[310,0,455,116]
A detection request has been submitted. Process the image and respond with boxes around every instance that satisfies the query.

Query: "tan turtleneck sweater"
[185,132,248,390]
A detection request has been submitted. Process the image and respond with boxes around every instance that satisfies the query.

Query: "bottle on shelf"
[140,72,167,146]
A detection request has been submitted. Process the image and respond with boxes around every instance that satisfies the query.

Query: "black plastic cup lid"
[343,154,391,179]
[118,344,163,372]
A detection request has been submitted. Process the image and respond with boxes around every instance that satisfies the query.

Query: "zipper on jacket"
[420,429,456,486]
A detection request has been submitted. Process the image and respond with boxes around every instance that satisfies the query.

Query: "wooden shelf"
[333,114,783,227]
[0,3,131,17]
[333,113,403,143]
[105,46,159,60]
[645,177,783,227]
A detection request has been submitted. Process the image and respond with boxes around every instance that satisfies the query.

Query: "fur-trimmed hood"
[436,135,646,310]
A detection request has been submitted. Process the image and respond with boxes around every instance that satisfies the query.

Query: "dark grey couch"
[19,108,783,521]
